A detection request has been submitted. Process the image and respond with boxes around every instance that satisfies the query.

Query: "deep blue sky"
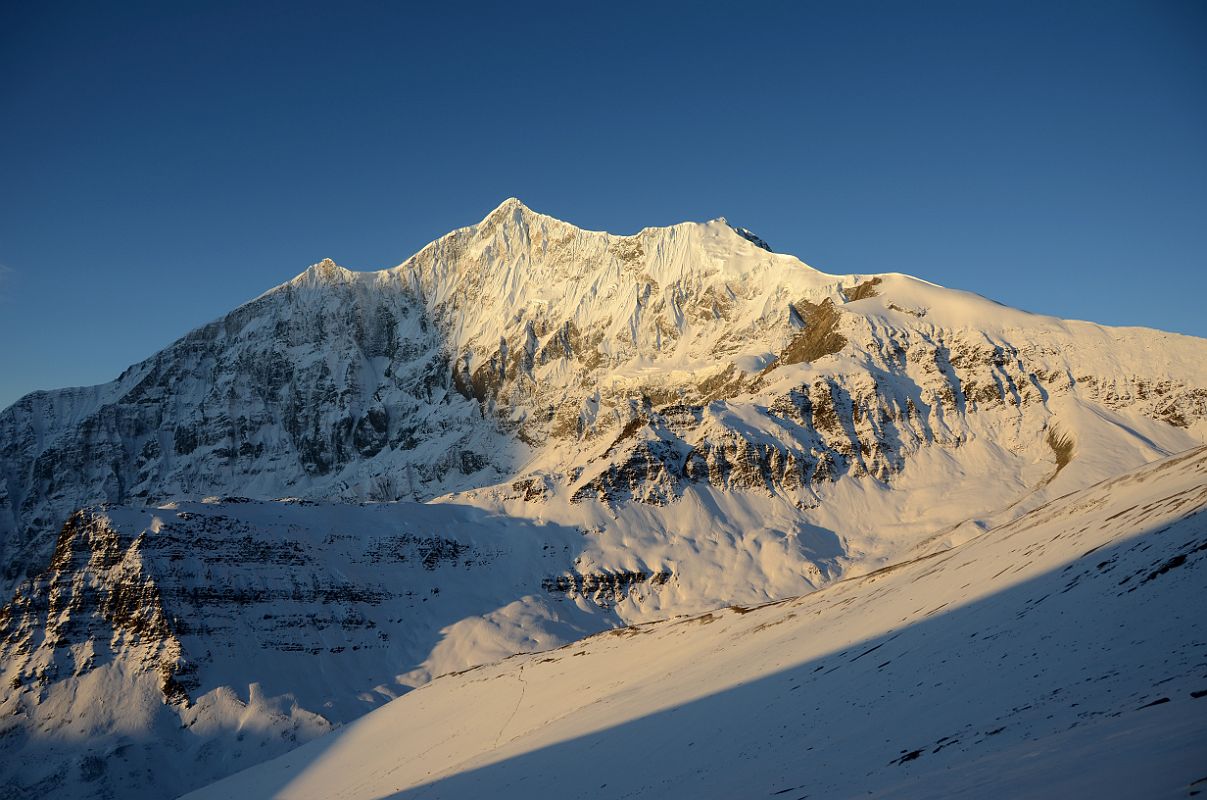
[2,1,1205,409]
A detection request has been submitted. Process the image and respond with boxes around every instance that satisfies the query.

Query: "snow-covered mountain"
[1,199,1206,798]
[3,199,1205,592]
[184,445,1207,800]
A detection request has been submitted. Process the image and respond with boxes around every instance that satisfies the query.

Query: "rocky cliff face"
[1,510,196,704]
[0,260,516,593]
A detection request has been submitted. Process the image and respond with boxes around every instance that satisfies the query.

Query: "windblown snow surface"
[187,447,1207,800]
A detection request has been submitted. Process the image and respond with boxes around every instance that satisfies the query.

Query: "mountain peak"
[289,258,353,287]
[479,196,535,229]
[491,196,528,214]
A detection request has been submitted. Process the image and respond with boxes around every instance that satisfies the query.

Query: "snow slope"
[187,446,1207,800]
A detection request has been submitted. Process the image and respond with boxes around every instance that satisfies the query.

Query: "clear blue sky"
[2,0,1205,409]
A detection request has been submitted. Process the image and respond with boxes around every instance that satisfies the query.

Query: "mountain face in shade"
[0,200,1205,798]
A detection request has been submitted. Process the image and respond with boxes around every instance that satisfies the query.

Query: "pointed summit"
[289,258,354,288]
[479,197,533,229]
[491,196,528,214]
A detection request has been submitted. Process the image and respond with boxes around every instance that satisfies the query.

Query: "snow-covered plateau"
[1,199,1205,798]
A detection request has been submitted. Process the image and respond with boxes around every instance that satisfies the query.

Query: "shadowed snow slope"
[187,446,1207,800]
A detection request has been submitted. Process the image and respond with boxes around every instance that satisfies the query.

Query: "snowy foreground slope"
[188,446,1207,800]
